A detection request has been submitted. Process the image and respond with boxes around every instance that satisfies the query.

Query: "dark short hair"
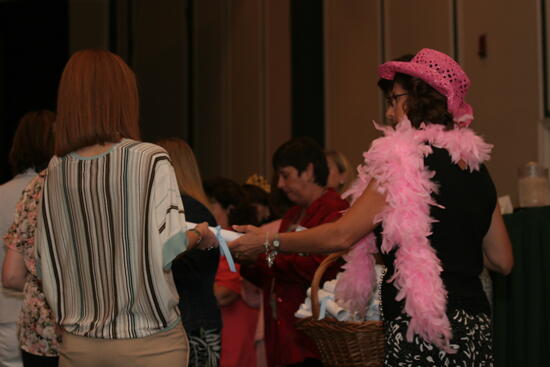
[203,177,258,226]
[377,54,454,129]
[242,184,270,207]
[242,184,273,224]
[272,137,328,187]
[9,110,56,174]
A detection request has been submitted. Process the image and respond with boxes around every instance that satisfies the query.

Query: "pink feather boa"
[334,118,492,352]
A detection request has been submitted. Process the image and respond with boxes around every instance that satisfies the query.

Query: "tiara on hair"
[245,174,271,193]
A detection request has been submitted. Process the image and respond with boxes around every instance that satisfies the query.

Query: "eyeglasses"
[385,92,408,107]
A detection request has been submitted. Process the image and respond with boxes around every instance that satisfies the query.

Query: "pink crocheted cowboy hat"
[378,48,474,127]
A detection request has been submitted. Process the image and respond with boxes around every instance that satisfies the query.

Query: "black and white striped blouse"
[36,139,188,339]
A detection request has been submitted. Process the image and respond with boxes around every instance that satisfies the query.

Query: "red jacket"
[241,188,349,366]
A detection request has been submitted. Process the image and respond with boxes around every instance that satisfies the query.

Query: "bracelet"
[272,232,280,250]
[264,232,279,268]
[188,228,202,246]
[263,232,270,252]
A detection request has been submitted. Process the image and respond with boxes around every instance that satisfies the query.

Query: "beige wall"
[68,0,545,203]
[460,0,540,204]
[325,0,456,178]
[324,0,383,170]
[323,0,542,204]
[133,1,190,141]
[324,0,455,171]
[226,0,265,180]
[193,0,230,178]
[385,0,454,59]
[70,0,192,143]
[193,0,291,183]
[265,1,292,174]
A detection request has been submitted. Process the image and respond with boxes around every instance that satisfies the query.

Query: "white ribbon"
[186,221,240,272]
[216,225,236,272]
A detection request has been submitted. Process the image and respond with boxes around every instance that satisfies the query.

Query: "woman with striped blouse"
[34,49,218,367]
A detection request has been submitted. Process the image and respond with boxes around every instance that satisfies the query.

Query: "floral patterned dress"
[3,171,62,356]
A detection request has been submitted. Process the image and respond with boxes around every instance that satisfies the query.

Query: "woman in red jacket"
[240,137,349,367]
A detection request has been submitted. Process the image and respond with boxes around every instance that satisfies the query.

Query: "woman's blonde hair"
[155,138,210,208]
[326,150,353,194]
[55,49,140,156]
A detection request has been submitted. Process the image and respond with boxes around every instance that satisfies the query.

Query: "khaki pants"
[60,323,188,367]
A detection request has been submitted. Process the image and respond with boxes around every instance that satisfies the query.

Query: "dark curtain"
[291,0,324,146]
[0,1,68,184]
[493,206,550,366]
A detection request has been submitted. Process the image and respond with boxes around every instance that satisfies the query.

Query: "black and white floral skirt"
[187,327,221,367]
[384,309,493,367]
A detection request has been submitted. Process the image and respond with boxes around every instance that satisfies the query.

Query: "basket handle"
[311,250,347,319]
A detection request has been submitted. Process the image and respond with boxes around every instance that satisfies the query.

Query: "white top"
[0,169,36,323]
[36,140,188,339]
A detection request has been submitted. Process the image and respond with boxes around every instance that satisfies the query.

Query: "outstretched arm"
[482,203,514,275]
[231,180,386,258]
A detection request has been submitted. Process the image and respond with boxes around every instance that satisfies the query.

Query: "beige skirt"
[59,323,189,367]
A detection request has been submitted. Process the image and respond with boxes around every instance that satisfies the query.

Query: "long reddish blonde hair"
[55,49,140,156]
[155,138,210,209]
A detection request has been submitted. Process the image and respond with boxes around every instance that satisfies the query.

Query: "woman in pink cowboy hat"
[231,48,514,366]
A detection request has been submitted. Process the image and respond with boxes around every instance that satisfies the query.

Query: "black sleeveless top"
[172,195,221,331]
[376,147,496,321]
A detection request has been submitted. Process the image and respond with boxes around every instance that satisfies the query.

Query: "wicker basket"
[295,252,385,367]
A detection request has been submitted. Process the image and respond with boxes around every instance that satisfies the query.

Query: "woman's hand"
[230,225,267,262]
[193,222,219,250]
[214,284,239,306]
